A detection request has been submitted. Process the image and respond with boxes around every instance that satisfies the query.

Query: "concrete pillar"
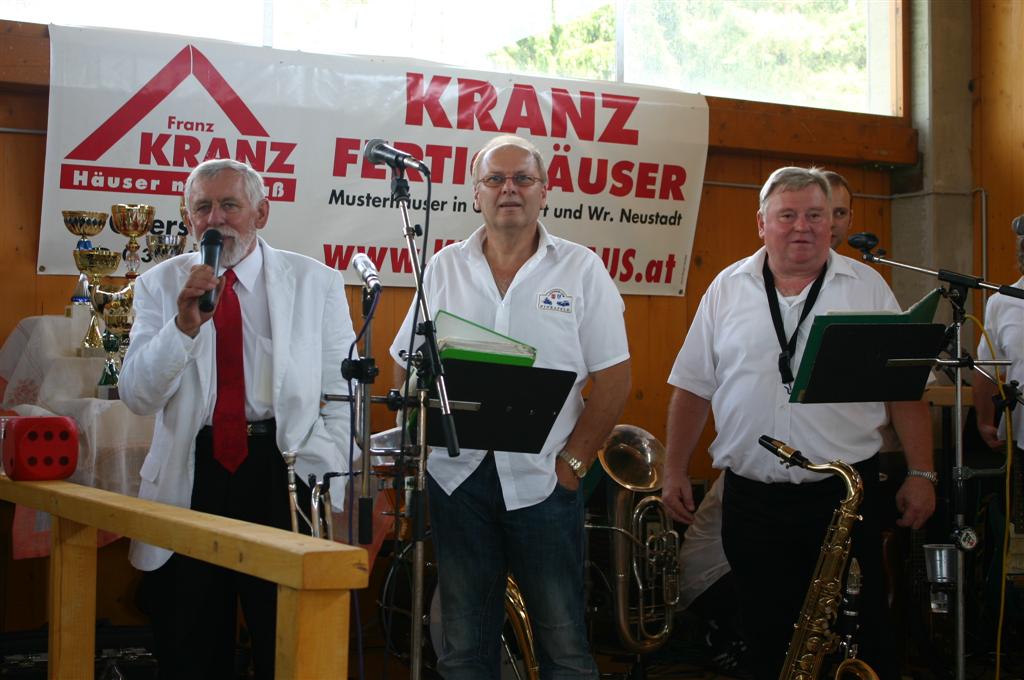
[891,0,974,328]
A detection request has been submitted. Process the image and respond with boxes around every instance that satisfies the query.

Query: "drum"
[377,541,441,674]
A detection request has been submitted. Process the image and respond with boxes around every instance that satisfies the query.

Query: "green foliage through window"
[483,0,894,116]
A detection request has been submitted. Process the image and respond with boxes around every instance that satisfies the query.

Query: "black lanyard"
[762,257,828,386]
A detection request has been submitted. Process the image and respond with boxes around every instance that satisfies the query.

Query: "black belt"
[198,418,276,438]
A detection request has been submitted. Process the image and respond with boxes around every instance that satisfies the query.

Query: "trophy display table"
[1,314,154,558]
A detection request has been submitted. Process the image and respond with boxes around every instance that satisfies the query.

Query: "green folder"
[435,310,537,367]
[790,288,946,403]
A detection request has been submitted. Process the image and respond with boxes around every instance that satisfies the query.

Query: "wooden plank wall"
[973,0,1024,291]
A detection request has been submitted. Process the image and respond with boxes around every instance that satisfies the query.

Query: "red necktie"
[212,269,248,473]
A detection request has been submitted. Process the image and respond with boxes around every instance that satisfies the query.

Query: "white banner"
[40,25,708,295]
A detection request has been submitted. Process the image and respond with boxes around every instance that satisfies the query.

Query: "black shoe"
[705,632,752,679]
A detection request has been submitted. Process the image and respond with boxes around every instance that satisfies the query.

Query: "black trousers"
[138,425,310,680]
[721,457,898,680]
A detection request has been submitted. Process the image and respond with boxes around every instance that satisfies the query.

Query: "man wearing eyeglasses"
[390,134,631,679]
[661,166,934,680]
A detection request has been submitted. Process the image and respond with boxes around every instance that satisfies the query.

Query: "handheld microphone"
[198,229,223,313]
[364,138,429,175]
[351,253,382,292]
[1012,215,1024,236]
[847,232,879,253]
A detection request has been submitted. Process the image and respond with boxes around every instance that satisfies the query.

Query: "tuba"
[758,436,879,680]
[588,425,681,654]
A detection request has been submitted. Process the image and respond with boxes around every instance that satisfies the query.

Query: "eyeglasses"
[477,174,543,188]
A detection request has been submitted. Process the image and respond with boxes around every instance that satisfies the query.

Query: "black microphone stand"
[849,232,1017,680]
[388,164,460,680]
[325,160,461,680]
[338,282,380,546]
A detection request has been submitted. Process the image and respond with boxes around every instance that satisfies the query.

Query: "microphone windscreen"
[1012,215,1024,236]
[847,232,879,251]
[201,228,222,247]
[364,139,386,163]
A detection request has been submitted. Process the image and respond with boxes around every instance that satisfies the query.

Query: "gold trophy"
[94,286,133,400]
[110,204,155,280]
[62,210,109,307]
[92,283,134,359]
[73,248,121,355]
[146,233,187,263]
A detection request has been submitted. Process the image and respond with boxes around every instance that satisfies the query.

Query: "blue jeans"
[427,453,598,679]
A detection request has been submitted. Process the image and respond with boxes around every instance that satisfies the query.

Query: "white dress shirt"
[174,245,274,424]
[669,247,900,483]
[389,223,630,510]
[977,276,1024,442]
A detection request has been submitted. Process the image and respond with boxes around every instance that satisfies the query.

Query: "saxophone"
[757,436,879,680]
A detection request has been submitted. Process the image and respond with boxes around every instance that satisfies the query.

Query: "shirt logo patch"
[539,288,573,313]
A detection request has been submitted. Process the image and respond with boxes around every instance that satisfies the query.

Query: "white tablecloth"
[1,314,154,558]
[1,314,393,567]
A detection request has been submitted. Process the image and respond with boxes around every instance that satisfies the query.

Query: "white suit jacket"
[120,238,357,571]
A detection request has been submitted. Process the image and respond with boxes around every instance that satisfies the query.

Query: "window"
[0,0,901,116]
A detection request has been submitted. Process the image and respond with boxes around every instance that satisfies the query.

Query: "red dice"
[2,416,78,481]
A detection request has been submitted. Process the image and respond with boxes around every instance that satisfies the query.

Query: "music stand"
[426,358,577,453]
[791,320,946,404]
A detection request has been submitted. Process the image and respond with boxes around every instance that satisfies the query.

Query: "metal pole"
[409,387,430,680]
[953,314,966,680]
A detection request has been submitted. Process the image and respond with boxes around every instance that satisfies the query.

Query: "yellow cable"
[967,313,1011,678]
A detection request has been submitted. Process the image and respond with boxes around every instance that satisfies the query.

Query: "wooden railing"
[0,476,368,679]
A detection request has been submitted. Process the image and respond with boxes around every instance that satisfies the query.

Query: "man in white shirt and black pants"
[661,166,936,680]
[121,159,357,679]
[390,134,631,679]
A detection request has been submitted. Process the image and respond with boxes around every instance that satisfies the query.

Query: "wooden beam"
[707,96,918,165]
[275,586,350,678]
[0,478,368,591]
[48,517,97,680]
[0,21,48,90]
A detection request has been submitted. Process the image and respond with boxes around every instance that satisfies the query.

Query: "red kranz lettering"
[500,84,547,136]
[598,94,640,145]
[457,79,500,131]
[406,72,453,128]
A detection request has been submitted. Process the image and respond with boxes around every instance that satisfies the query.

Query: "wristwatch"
[907,469,938,485]
[557,449,588,479]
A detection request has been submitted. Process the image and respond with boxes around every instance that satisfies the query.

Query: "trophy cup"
[92,282,134,359]
[62,210,109,308]
[96,330,121,400]
[146,233,187,263]
[110,204,155,280]
[73,249,121,355]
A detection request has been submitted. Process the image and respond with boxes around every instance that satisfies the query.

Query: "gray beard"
[219,228,257,268]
